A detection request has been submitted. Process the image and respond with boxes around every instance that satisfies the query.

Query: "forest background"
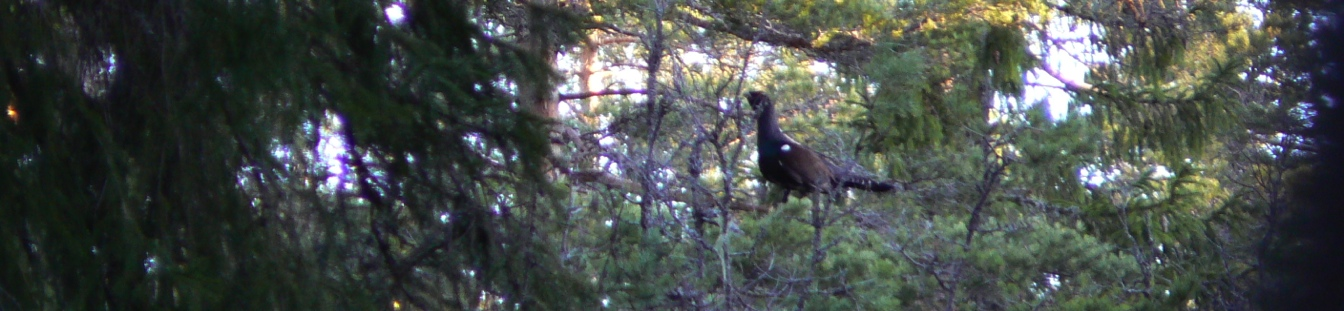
[2,0,1341,310]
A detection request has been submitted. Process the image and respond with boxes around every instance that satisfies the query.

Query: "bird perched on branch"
[746,91,897,202]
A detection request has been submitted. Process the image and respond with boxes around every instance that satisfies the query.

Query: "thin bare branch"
[558,88,649,101]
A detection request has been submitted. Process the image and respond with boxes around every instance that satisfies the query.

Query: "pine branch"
[1038,59,1095,92]
[558,88,648,101]
[676,12,811,49]
[567,169,769,213]
[550,124,768,213]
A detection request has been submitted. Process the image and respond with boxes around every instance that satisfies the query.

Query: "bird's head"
[746,91,771,111]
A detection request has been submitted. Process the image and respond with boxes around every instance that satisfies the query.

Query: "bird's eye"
[780,145,791,153]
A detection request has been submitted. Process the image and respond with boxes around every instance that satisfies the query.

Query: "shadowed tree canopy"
[1,1,594,309]
[0,0,1327,310]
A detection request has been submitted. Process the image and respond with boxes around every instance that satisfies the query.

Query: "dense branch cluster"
[0,0,1328,310]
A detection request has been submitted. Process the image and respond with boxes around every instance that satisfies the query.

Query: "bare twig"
[558,88,649,101]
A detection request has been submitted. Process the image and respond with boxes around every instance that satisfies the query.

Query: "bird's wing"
[776,140,834,191]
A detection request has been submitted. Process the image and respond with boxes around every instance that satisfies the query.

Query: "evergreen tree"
[1,1,594,309]
[1,0,1320,309]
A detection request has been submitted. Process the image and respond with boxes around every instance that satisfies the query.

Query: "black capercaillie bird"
[746,91,897,202]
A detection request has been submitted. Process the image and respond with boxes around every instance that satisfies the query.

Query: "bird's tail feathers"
[840,176,898,192]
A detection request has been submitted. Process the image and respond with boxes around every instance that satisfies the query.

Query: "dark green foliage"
[978,25,1034,97]
[862,47,947,149]
[1259,0,1344,308]
[1085,60,1246,162]
[0,0,1313,309]
[1,1,594,309]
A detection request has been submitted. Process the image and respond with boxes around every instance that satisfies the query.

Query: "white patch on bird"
[780,144,791,153]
